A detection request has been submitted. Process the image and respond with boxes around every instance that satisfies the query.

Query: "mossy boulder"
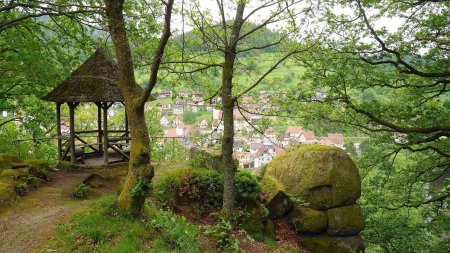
[241,203,274,240]
[260,175,293,218]
[288,206,327,234]
[326,204,365,236]
[22,159,48,168]
[298,234,365,253]
[263,145,361,209]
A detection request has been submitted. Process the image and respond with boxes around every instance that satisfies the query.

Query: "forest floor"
[0,168,113,253]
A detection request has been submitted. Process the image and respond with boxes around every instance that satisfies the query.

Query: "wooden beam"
[109,144,130,160]
[102,102,109,166]
[56,102,62,160]
[68,102,77,164]
[96,102,103,154]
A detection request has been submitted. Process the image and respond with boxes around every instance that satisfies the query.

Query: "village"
[153,89,345,170]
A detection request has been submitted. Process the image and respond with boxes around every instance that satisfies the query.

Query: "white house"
[160,116,170,126]
[253,147,273,168]
[173,104,184,115]
[199,118,208,128]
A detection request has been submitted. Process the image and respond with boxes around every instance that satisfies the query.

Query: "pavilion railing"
[12,135,197,164]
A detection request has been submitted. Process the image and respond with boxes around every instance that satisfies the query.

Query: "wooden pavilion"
[43,48,142,167]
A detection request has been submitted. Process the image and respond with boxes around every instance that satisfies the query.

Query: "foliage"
[73,183,90,198]
[234,170,261,205]
[153,167,261,211]
[203,219,239,252]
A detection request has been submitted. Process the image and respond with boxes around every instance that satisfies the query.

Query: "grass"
[46,195,202,253]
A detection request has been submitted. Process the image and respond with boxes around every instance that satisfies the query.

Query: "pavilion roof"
[43,48,154,103]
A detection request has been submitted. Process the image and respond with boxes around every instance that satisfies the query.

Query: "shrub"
[153,168,262,211]
[204,219,239,252]
[147,209,199,252]
[235,170,261,205]
[73,183,90,198]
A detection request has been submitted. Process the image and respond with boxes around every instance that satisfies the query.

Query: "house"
[279,132,291,146]
[249,131,262,143]
[159,103,171,112]
[173,104,184,114]
[250,142,264,154]
[253,147,273,168]
[179,90,189,98]
[234,152,253,168]
[158,89,172,99]
[264,127,277,142]
[319,133,344,148]
[173,116,182,126]
[199,118,208,128]
[160,116,170,126]
[286,126,303,139]
[327,133,344,148]
[164,128,178,138]
[299,131,316,144]
[242,95,253,104]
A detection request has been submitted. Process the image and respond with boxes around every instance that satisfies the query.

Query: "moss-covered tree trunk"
[104,0,173,217]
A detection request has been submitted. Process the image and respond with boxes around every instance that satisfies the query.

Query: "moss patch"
[298,234,365,253]
[264,144,361,209]
[288,206,327,234]
[326,204,365,236]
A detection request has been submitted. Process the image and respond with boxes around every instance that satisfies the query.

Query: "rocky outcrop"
[261,145,365,252]
[263,145,361,210]
[241,203,276,240]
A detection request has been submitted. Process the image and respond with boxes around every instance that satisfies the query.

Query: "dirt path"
[0,169,93,253]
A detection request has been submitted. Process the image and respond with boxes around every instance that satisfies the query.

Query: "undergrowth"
[48,195,202,253]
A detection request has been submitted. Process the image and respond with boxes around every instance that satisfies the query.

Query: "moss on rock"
[22,159,48,168]
[298,234,365,253]
[241,203,273,240]
[0,181,17,209]
[264,144,361,209]
[326,204,365,236]
[0,169,22,180]
[0,153,22,168]
[260,175,293,218]
[288,205,327,234]
[264,219,276,240]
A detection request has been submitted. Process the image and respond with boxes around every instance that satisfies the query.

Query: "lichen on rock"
[264,144,361,210]
[326,204,365,236]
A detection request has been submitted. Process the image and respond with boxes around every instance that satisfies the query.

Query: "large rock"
[241,203,277,241]
[260,175,293,218]
[298,234,365,253]
[288,206,327,234]
[327,204,365,236]
[263,145,361,209]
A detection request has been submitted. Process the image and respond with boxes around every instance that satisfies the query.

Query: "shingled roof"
[43,48,131,103]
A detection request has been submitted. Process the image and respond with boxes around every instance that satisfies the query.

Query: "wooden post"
[56,102,62,160]
[102,102,109,166]
[96,102,103,154]
[68,102,76,164]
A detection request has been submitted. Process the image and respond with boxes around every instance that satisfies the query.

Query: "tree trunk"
[105,0,154,217]
[117,101,153,216]
[221,51,236,220]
